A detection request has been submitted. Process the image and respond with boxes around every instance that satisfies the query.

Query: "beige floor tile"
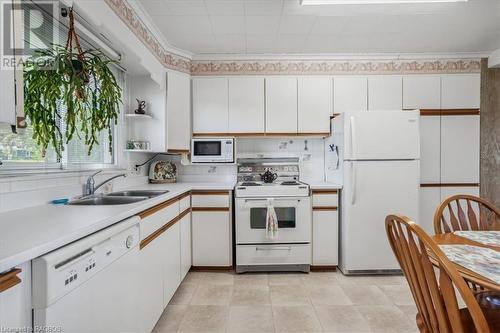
[357,305,419,333]
[182,272,205,285]
[191,284,233,305]
[233,273,269,286]
[197,272,234,285]
[178,305,229,332]
[315,305,371,333]
[153,305,188,333]
[398,304,418,323]
[273,305,323,332]
[227,306,275,333]
[334,273,406,286]
[231,285,271,306]
[307,285,353,306]
[268,272,306,285]
[379,284,415,306]
[270,284,311,306]
[302,272,338,286]
[341,285,393,305]
[169,283,198,305]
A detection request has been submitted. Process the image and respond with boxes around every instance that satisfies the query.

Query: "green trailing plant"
[23,8,121,158]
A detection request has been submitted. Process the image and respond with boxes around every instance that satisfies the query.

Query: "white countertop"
[304,181,343,190]
[0,182,235,273]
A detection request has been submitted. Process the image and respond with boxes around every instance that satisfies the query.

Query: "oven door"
[236,197,311,244]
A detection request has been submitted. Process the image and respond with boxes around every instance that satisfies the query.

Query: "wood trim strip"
[190,266,233,272]
[192,207,230,212]
[192,132,330,137]
[139,197,179,219]
[167,149,190,154]
[191,191,230,196]
[310,265,337,272]
[420,183,480,188]
[179,207,191,219]
[140,210,188,250]
[313,206,338,211]
[410,109,480,116]
[312,190,338,194]
[178,191,191,201]
[0,268,22,293]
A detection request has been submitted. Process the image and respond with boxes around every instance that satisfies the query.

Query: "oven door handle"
[255,246,292,251]
[244,199,302,203]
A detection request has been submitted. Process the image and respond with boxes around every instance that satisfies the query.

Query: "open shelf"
[123,149,153,153]
[124,113,152,119]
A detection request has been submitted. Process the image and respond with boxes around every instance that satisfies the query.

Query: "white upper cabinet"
[441,74,480,109]
[420,116,441,183]
[193,77,228,133]
[0,68,16,125]
[403,75,441,109]
[368,76,402,111]
[265,77,298,133]
[333,76,368,113]
[228,77,265,133]
[166,71,191,150]
[298,77,332,133]
[440,115,480,183]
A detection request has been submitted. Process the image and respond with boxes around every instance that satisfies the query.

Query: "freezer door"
[340,160,419,272]
[344,111,420,160]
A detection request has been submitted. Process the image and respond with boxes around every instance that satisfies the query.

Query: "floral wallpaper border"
[105,0,481,76]
[190,59,481,76]
[104,0,191,74]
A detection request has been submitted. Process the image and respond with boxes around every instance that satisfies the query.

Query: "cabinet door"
[0,262,31,331]
[441,74,480,109]
[312,211,339,265]
[368,75,402,111]
[167,71,191,150]
[180,212,192,279]
[228,77,265,133]
[440,186,480,201]
[265,77,298,133]
[192,211,231,266]
[0,68,16,125]
[162,223,181,307]
[298,77,331,133]
[193,77,228,133]
[419,187,441,234]
[420,116,441,183]
[440,115,480,183]
[333,76,367,113]
[402,75,441,109]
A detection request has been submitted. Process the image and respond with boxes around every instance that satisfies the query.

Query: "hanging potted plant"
[23,8,122,158]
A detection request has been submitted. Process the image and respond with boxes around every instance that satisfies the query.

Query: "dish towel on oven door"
[266,198,279,240]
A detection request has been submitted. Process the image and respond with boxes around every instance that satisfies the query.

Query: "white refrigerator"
[327,111,420,274]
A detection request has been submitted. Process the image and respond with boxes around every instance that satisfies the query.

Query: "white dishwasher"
[32,217,146,333]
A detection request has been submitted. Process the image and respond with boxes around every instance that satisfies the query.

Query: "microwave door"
[193,141,222,157]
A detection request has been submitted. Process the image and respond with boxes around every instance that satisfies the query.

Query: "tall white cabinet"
[298,77,332,133]
[333,76,367,113]
[368,76,402,111]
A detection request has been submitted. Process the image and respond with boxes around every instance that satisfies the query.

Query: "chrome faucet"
[84,170,126,196]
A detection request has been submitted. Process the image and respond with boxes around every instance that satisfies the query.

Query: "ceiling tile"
[245,16,281,34]
[279,15,316,34]
[162,0,207,15]
[211,16,246,34]
[246,34,277,53]
[167,34,217,53]
[152,15,213,36]
[137,0,171,16]
[205,0,245,16]
[273,34,308,53]
[213,34,247,53]
[309,16,351,35]
[244,0,283,16]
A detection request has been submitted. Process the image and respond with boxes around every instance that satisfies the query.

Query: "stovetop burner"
[241,182,261,186]
[281,181,300,186]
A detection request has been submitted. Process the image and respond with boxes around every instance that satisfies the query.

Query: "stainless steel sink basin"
[68,195,148,205]
[107,190,169,198]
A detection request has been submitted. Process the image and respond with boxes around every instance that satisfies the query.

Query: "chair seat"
[460,306,500,333]
[475,291,500,310]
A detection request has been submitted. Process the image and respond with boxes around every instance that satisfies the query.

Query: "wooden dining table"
[432,233,500,292]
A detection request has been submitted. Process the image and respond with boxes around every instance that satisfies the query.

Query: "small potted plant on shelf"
[23,7,122,158]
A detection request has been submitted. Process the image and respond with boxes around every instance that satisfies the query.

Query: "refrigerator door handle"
[350,116,357,159]
[351,161,357,205]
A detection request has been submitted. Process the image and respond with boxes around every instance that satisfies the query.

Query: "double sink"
[69,190,169,205]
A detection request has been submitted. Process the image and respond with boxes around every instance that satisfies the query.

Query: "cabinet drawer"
[179,193,191,212]
[312,191,338,207]
[192,192,230,208]
[139,200,180,240]
[236,244,311,266]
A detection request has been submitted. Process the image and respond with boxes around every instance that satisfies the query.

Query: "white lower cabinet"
[312,210,339,265]
[419,187,441,234]
[162,222,181,307]
[420,116,441,183]
[0,262,31,332]
[180,212,192,279]
[192,210,231,266]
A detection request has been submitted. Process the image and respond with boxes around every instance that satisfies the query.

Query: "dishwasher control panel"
[32,217,140,308]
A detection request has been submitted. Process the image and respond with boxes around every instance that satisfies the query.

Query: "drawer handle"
[256,246,292,251]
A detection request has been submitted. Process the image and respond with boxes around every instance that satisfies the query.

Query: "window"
[0,2,122,171]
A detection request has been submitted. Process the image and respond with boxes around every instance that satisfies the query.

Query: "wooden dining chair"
[433,195,500,234]
[386,214,499,333]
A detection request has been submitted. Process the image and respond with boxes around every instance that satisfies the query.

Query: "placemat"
[439,244,500,285]
[454,231,500,247]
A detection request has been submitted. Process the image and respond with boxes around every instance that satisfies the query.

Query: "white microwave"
[191,138,234,163]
